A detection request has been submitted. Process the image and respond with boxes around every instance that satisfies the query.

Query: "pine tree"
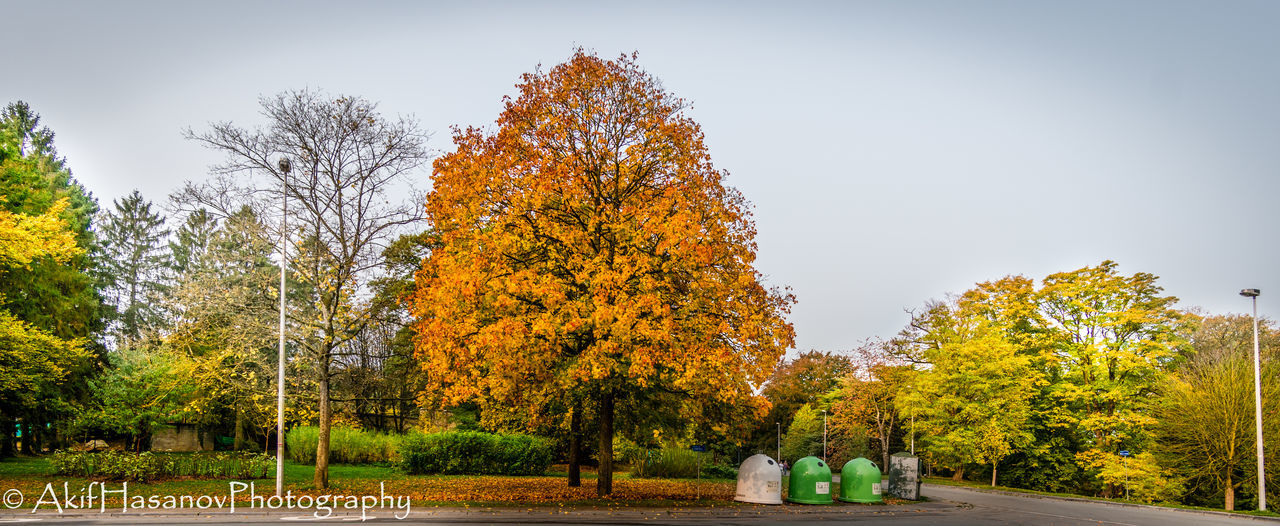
[169,208,217,276]
[101,190,171,348]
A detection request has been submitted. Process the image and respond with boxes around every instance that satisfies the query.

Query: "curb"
[923,483,1280,523]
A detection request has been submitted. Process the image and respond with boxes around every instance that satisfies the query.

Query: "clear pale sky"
[6,1,1278,353]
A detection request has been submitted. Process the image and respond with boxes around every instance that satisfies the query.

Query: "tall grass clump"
[286,426,401,464]
[632,447,701,478]
[399,431,554,475]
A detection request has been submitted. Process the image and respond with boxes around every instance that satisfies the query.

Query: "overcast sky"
[6,0,1278,353]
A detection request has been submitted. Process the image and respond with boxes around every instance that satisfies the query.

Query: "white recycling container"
[734,454,784,504]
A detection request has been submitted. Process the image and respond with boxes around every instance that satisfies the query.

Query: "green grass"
[923,476,1280,518]
[0,457,740,509]
[0,456,51,476]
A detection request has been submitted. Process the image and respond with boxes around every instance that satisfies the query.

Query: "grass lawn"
[0,456,745,508]
[923,476,1280,518]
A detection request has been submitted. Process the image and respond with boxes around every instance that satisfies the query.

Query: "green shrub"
[702,462,739,480]
[286,426,401,465]
[398,431,553,475]
[50,451,272,482]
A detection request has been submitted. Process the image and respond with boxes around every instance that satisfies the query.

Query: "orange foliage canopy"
[412,51,795,430]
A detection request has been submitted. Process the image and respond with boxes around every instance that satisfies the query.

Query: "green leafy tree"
[957,276,1082,491]
[101,190,172,348]
[74,346,195,451]
[900,330,1039,484]
[1039,260,1184,495]
[781,403,824,463]
[1157,313,1279,509]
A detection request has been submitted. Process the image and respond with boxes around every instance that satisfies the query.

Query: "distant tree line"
[760,263,1276,511]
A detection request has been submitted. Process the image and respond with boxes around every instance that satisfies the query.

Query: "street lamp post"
[1241,288,1266,512]
[776,421,781,462]
[821,410,828,463]
[276,157,291,498]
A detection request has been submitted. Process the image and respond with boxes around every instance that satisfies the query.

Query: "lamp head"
[1241,288,1261,298]
[278,157,292,174]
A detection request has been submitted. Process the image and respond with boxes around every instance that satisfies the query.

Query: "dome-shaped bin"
[838,457,883,503]
[785,456,833,504]
[734,454,783,504]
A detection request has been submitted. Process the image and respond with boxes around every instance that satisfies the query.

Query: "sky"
[5,0,1278,353]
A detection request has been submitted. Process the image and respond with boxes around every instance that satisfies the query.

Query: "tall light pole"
[821,409,828,463]
[1241,288,1266,511]
[910,411,915,456]
[276,157,290,497]
[776,421,781,462]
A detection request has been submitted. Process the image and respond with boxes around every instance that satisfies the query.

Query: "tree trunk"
[991,463,997,487]
[27,421,40,454]
[881,439,890,472]
[314,353,331,489]
[234,409,245,451]
[20,422,34,455]
[568,402,581,487]
[597,391,614,496]
[1225,476,1234,511]
[951,467,964,482]
[0,419,14,457]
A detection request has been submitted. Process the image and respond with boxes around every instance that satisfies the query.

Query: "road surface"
[922,483,1277,526]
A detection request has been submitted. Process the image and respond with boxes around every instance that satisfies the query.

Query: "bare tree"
[183,89,429,488]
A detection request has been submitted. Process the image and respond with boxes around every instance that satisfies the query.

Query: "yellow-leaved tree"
[412,51,795,496]
[0,199,90,431]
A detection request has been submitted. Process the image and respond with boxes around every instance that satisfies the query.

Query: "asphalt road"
[1,484,1276,525]
[923,484,1279,526]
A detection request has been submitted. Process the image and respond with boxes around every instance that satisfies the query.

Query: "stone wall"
[150,424,212,452]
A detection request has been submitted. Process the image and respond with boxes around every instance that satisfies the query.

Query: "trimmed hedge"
[50,450,272,481]
[399,431,553,475]
[286,426,401,465]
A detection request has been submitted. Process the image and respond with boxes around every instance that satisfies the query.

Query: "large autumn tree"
[413,51,795,496]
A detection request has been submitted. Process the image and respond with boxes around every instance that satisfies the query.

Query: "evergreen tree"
[169,208,217,276]
[101,190,171,348]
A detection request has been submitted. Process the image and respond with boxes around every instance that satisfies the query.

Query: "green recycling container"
[838,457,883,503]
[785,456,833,504]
